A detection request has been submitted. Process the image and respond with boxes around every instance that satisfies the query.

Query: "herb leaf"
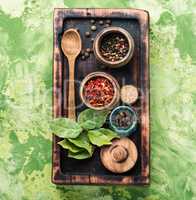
[68,150,92,160]
[68,132,93,154]
[79,120,97,130]
[78,109,109,130]
[88,128,119,147]
[50,118,82,138]
[58,139,82,153]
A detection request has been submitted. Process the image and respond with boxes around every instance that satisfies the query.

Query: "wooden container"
[93,27,135,68]
[100,137,138,174]
[52,8,150,185]
[80,72,120,110]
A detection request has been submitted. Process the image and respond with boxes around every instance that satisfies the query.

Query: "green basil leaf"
[78,109,110,130]
[50,118,82,139]
[68,132,93,154]
[68,150,92,160]
[88,128,119,147]
[80,120,97,130]
[58,139,82,153]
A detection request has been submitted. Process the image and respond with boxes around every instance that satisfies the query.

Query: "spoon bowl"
[61,29,82,57]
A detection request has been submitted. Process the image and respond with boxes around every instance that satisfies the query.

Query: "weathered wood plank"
[52,8,149,185]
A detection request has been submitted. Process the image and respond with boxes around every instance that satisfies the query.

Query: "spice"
[112,110,133,128]
[85,31,91,37]
[86,48,91,53]
[100,33,129,62]
[91,25,97,31]
[90,19,96,24]
[81,55,85,60]
[106,19,112,25]
[121,85,138,104]
[99,20,104,25]
[80,50,86,60]
[80,49,85,55]
[84,52,90,58]
[84,77,114,107]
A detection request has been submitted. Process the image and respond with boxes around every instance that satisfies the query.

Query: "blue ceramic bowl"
[109,106,137,136]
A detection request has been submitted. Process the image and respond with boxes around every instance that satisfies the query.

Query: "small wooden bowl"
[93,27,134,68]
[80,72,120,110]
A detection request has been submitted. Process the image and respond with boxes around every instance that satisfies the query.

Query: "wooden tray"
[52,8,149,185]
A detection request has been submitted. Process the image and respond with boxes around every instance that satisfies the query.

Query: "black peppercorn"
[100,33,129,62]
[90,19,95,24]
[99,20,104,25]
[91,25,97,31]
[86,48,91,53]
[84,52,90,58]
[113,111,133,128]
[81,49,85,54]
[85,31,91,37]
[81,55,86,60]
[106,19,112,25]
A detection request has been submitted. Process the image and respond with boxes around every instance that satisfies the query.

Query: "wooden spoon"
[61,29,82,120]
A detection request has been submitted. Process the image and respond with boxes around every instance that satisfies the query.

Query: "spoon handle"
[68,57,76,120]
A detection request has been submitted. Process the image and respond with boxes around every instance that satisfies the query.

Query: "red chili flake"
[84,76,114,107]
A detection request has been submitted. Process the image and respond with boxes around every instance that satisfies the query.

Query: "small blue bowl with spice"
[109,106,137,136]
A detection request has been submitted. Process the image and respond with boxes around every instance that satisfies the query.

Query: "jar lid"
[121,85,138,104]
[100,137,138,173]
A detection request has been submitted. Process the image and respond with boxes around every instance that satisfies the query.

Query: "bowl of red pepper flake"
[93,27,134,68]
[80,72,120,110]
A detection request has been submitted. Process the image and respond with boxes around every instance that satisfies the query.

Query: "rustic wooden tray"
[52,8,149,185]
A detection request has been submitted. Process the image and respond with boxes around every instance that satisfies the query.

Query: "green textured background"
[0,0,196,199]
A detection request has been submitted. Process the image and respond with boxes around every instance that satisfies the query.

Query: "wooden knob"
[100,137,138,173]
[111,145,128,163]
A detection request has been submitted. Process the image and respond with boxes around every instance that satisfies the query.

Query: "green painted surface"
[0,0,196,199]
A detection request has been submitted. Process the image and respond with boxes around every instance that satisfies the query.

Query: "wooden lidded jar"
[100,137,138,173]
[93,27,134,68]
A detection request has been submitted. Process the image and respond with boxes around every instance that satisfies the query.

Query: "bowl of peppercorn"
[80,72,120,110]
[93,27,134,68]
[109,106,138,136]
